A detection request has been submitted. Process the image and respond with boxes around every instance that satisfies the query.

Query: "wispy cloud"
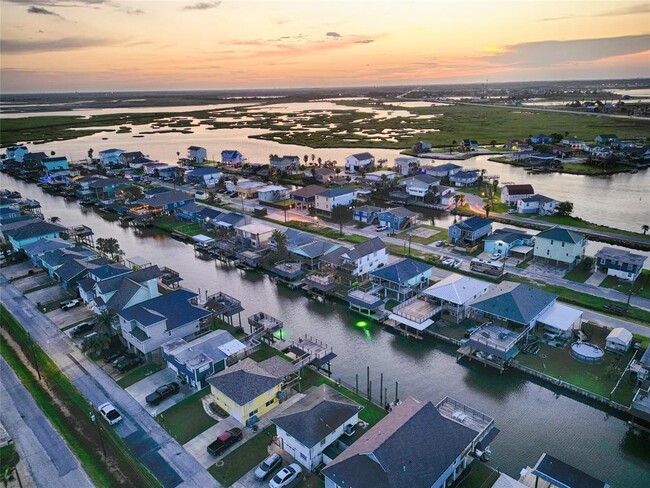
[183,1,221,11]
[27,5,64,18]
[326,32,341,38]
[483,35,650,67]
[1,37,116,53]
[542,2,650,21]
[355,39,374,44]
[5,0,106,6]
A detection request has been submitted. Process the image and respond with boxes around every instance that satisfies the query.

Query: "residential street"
[0,274,220,488]
[0,357,94,488]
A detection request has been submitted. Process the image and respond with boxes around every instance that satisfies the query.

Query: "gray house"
[594,247,647,282]
[448,216,492,246]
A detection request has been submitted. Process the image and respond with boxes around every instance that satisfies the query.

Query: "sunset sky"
[1,0,649,93]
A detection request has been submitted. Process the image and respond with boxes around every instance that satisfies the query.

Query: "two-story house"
[449,170,480,187]
[236,223,275,249]
[270,155,300,173]
[516,194,558,215]
[448,216,492,247]
[290,185,327,210]
[187,146,207,163]
[594,247,647,281]
[98,148,125,166]
[314,188,358,216]
[323,396,498,488]
[533,227,586,269]
[118,288,212,357]
[3,221,66,250]
[400,174,440,199]
[273,385,361,471]
[483,228,534,258]
[338,237,387,280]
[221,150,245,166]
[530,134,553,144]
[139,190,194,213]
[184,168,222,188]
[560,137,584,149]
[594,134,619,145]
[370,258,433,301]
[394,156,419,175]
[344,152,374,173]
[424,163,463,178]
[119,151,146,166]
[84,265,161,313]
[87,177,130,200]
[41,156,69,174]
[207,357,293,425]
[352,205,382,225]
[377,207,418,231]
[501,184,534,205]
[5,145,29,161]
[257,185,289,202]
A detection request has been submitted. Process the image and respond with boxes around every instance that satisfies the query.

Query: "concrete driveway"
[12,272,53,292]
[47,305,96,330]
[183,416,255,468]
[1,261,39,280]
[233,445,293,488]
[25,284,70,307]
[126,368,194,416]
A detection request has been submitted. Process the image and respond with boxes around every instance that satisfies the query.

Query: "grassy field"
[156,389,217,444]
[563,258,594,283]
[0,305,161,488]
[116,361,163,388]
[283,219,368,244]
[600,270,650,299]
[152,217,205,237]
[527,214,649,239]
[208,426,276,486]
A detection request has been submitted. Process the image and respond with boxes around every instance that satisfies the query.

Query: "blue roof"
[22,238,73,256]
[90,263,131,280]
[318,187,356,198]
[452,216,492,232]
[370,258,432,284]
[429,163,462,171]
[187,168,221,176]
[292,240,340,259]
[42,156,68,163]
[452,170,479,179]
[217,212,246,226]
[99,148,124,154]
[199,207,224,220]
[119,289,211,330]
[221,150,242,158]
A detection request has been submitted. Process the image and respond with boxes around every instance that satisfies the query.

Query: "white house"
[257,185,289,202]
[118,289,212,357]
[605,327,633,353]
[344,152,374,173]
[516,194,558,215]
[561,137,584,149]
[394,156,419,175]
[421,274,492,323]
[400,174,440,198]
[501,184,534,205]
[236,223,275,248]
[449,170,479,187]
[339,237,387,278]
[533,227,586,269]
[364,170,398,182]
[314,188,358,216]
[187,146,207,163]
[594,247,647,282]
[83,265,161,314]
[272,385,361,471]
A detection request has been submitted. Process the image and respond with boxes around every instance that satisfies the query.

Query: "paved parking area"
[12,272,52,292]
[25,284,70,307]
[47,305,96,330]
[524,261,566,278]
[1,261,39,280]
[183,416,251,468]
[126,368,194,416]
[233,444,293,488]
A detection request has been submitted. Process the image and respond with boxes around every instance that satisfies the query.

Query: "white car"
[375,225,388,232]
[451,259,462,269]
[255,452,282,480]
[269,463,302,488]
[442,258,454,266]
[433,240,444,247]
[60,299,81,310]
[195,191,208,201]
[98,402,122,425]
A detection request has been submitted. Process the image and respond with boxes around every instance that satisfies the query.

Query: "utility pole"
[90,412,107,458]
[27,333,41,380]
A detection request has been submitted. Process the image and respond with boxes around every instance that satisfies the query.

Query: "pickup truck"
[145,382,180,406]
[207,428,243,456]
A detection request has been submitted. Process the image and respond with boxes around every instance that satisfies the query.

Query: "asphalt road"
[0,274,220,488]
[0,356,94,488]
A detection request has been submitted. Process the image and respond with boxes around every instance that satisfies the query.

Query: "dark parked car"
[115,355,143,373]
[102,347,127,363]
[145,382,180,406]
[71,322,95,337]
[207,428,243,456]
[112,352,137,367]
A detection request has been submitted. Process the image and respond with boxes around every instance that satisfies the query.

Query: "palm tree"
[49,216,61,224]
[176,151,180,160]
[95,310,115,334]
[483,203,491,218]
[643,224,649,235]
[87,148,94,161]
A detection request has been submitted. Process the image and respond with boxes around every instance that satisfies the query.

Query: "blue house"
[187,146,207,163]
[6,145,29,162]
[449,216,492,247]
[22,238,74,266]
[530,134,553,144]
[98,148,125,166]
[352,205,382,224]
[377,207,418,231]
[221,150,244,165]
[0,207,20,221]
[370,258,433,301]
[3,221,66,250]
[87,177,129,199]
[484,228,533,258]
[161,329,246,389]
[185,167,222,187]
[142,190,194,213]
[40,246,98,277]
[41,157,69,174]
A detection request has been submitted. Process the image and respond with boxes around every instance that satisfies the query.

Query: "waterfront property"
[6,145,29,161]
[377,207,418,231]
[184,168,222,187]
[462,139,479,151]
[221,150,244,166]
[560,137,584,149]
[605,327,633,353]
[139,190,194,213]
[345,152,374,173]
[22,237,74,266]
[118,288,212,357]
[3,220,66,250]
[533,227,586,269]
[424,162,462,178]
[256,185,289,202]
[322,396,497,488]
[516,194,558,216]
[449,216,492,247]
[594,246,647,281]
[399,174,440,198]
[234,180,266,198]
[324,237,388,282]
[270,155,300,172]
[364,170,398,182]
[41,156,69,174]
[421,274,492,323]
[483,228,534,258]
[40,246,98,277]
[187,146,207,163]
[370,257,433,301]
[530,134,553,144]
[449,170,480,187]
[207,357,294,425]
[272,385,361,471]
[236,223,275,249]
[161,329,246,389]
[394,156,419,175]
[594,134,619,145]
[98,148,125,166]
[314,188,358,216]
[290,184,327,210]
[519,453,610,488]
[87,177,130,200]
[119,151,146,166]
[536,302,583,339]
[352,205,382,224]
[501,184,535,205]
[82,265,161,313]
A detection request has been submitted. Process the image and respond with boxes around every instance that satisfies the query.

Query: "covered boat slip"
[387,295,443,339]
[519,453,611,488]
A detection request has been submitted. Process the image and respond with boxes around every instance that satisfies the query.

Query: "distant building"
[257,185,289,202]
[236,223,275,249]
[560,137,584,149]
[187,146,207,163]
[345,152,374,173]
[184,168,222,187]
[270,155,300,172]
[3,221,66,250]
[530,134,553,144]
[449,170,479,187]
[5,145,29,162]
[461,139,479,151]
[314,188,358,216]
[364,170,398,182]
[516,194,558,216]
[424,163,462,178]
[483,228,534,258]
[394,156,419,175]
[400,174,440,198]
[98,148,125,166]
[119,151,146,166]
[377,207,418,231]
[594,134,619,145]
[411,141,432,153]
[221,150,244,166]
[41,156,69,174]
[352,205,382,224]
[290,185,327,210]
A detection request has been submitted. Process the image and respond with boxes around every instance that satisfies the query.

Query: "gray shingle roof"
[290,185,327,199]
[4,221,66,241]
[143,190,193,207]
[453,216,492,232]
[119,289,210,330]
[504,184,534,195]
[370,258,432,284]
[595,247,646,267]
[95,265,161,294]
[206,358,283,405]
[536,226,584,244]
[272,385,361,448]
[519,194,556,204]
[342,237,385,261]
[322,398,477,488]
[469,283,557,325]
[350,152,374,160]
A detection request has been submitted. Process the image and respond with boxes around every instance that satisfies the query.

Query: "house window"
[300,453,307,460]
[265,398,275,407]
[249,409,258,417]
[561,242,565,247]
[546,250,550,256]
[320,439,327,446]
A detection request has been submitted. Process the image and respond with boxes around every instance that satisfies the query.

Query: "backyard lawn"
[457,461,499,488]
[152,216,205,237]
[208,426,276,486]
[600,270,650,300]
[156,389,217,444]
[397,224,447,245]
[563,258,594,283]
[528,214,649,239]
[116,361,163,388]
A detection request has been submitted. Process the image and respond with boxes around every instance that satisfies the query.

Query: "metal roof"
[422,274,491,305]
[536,226,585,244]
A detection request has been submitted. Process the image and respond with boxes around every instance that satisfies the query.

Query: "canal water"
[3,176,649,486]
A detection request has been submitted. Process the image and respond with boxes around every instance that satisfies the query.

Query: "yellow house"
[206,357,285,425]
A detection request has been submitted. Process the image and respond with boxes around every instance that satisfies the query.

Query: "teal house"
[41,157,69,174]
[3,221,66,250]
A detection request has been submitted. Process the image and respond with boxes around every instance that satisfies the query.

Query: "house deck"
[393,297,441,324]
[436,396,494,435]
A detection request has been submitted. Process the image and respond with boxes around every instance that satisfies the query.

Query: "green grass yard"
[528,214,649,240]
[116,361,163,388]
[563,258,594,283]
[600,270,650,300]
[152,217,205,237]
[457,461,499,488]
[156,389,217,444]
